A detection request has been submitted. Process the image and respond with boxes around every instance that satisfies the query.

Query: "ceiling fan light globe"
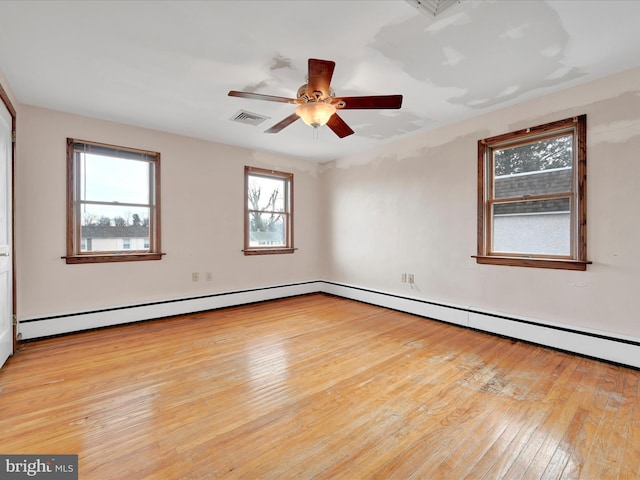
[295,102,336,128]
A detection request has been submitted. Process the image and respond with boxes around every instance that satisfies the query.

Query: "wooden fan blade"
[307,59,335,98]
[265,113,300,133]
[326,113,355,138]
[228,91,297,103]
[334,94,403,109]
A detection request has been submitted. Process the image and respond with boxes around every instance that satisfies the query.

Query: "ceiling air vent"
[230,110,270,126]
[405,0,461,17]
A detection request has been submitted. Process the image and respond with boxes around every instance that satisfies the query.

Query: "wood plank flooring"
[1,293,639,479]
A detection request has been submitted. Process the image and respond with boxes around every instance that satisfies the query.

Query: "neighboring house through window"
[475,115,589,270]
[81,237,92,252]
[65,138,162,264]
[244,166,294,255]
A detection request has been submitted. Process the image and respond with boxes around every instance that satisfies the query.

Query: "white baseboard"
[18,280,640,369]
[18,281,322,340]
[323,282,640,369]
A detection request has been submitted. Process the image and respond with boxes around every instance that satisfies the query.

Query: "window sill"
[63,252,165,264]
[472,255,591,271]
[243,248,296,256]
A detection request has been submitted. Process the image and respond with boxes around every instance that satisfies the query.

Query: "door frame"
[0,80,17,354]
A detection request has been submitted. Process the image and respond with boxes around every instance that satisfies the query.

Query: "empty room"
[1,1,640,479]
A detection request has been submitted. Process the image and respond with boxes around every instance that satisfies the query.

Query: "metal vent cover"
[405,0,461,17]
[230,110,270,126]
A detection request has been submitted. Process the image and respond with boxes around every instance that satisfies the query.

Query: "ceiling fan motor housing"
[296,84,335,104]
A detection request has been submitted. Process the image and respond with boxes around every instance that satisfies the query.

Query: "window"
[65,138,162,264]
[475,115,589,270]
[244,166,294,255]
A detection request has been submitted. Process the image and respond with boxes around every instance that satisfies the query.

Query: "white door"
[0,99,13,368]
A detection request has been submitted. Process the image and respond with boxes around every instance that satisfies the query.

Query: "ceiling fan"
[228,58,403,138]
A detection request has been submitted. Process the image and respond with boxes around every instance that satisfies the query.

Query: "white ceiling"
[1,0,640,163]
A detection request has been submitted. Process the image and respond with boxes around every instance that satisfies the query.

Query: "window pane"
[492,198,571,256]
[493,135,572,199]
[80,153,150,204]
[247,175,286,212]
[494,134,572,176]
[248,213,286,247]
[80,204,150,252]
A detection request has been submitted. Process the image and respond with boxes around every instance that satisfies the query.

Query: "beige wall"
[321,66,640,339]
[16,106,323,318]
[11,66,640,344]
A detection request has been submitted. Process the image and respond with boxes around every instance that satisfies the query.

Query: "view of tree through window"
[244,166,294,254]
[247,175,285,246]
[494,135,572,176]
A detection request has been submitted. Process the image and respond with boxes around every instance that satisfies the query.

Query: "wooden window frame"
[475,115,590,271]
[243,166,295,256]
[65,138,162,264]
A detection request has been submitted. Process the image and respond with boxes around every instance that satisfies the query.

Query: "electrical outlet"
[205,272,212,281]
[401,273,407,283]
[192,272,199,282]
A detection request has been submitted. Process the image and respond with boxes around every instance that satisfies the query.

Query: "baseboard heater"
[18,280,640,369]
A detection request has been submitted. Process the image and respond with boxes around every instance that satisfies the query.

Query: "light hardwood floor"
[1,293,638,479]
